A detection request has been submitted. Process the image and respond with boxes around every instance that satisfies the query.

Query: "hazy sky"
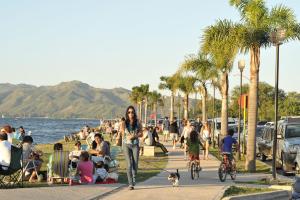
[1,0,299,97]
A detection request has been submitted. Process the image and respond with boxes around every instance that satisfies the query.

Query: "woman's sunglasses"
[127,111,135,114]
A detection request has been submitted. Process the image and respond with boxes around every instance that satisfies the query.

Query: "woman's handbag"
[208,137,212,145]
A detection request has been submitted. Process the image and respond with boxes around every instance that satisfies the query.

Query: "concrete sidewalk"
[103,143,230,200]
[0,184,124,200]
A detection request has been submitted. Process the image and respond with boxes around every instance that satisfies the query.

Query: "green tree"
[148,90,162,126]
[159,75,178,121]
[230,0,300,172]
[180,53,218,122]
[176,74,197,120]
[202,19,240,136]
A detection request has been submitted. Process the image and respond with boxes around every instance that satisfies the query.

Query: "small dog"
[168,169,180,187]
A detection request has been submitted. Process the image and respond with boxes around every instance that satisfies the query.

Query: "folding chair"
[47,150,70,184]
[0,146,23,189]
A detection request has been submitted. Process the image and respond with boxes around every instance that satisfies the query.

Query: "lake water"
[0,118,100,144]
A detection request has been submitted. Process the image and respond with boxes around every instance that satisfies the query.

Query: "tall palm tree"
[176,74,197,120]
[130,86,143,120]
[139,84,150,124]
[201,19,240,137]
[159,75,178,121]
[230,0,300,172]
[181,53,218,122]
[148,90,162,126]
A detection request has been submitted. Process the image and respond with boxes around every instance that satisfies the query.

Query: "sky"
[1,0,300,98]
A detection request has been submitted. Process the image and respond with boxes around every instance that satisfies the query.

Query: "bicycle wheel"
[196,164,200,179]
[191,162,196,180]
[230,162,237,180]
[218,163,227,182]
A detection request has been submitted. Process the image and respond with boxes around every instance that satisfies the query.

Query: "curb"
[89,184,126,200]
[213,185,230,200]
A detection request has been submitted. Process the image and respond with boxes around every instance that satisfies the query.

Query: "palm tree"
[230,0,300,172]
[139,84,150,124]
[148,91,162,126]
[201,19,240,137]
[176,74,197,120]
[130,86,143,120]
[181,53,218,122]
[159,75,178,121]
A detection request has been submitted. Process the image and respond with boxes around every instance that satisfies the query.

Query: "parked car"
[241,126,265,154]
[257,120,268,126]
[212,117,236,145]
[277,117,300,174]
[257,126,274,161]
[264,122,274,127]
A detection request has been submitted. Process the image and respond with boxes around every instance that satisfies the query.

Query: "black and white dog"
[167,169,180,187]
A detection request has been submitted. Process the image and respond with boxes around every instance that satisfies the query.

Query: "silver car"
[277,118,300,174]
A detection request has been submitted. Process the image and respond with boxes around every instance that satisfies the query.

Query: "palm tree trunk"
[154,103,157,127]
[144,98,148,125]
[170,92,175,121]
[139,102,142,122]
[201,85,208,122]
[221,72,229,136]
[246,46,260,172]
[184,94,189,120]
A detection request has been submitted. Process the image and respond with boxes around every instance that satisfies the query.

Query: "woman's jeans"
[123,143,139,186]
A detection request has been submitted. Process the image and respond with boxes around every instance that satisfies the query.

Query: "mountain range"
[0,81,132,119]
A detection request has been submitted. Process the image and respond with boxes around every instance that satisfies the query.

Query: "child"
[69,141,82,167]
[93,161,108,183]
[77,151,94,184]
[187,129,201,170]
[22,136,43,182]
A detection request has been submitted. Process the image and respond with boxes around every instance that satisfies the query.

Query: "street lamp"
[270,28,286,180]
[237,59,245,160]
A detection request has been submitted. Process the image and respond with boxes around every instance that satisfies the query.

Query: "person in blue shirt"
[220,129,238,161]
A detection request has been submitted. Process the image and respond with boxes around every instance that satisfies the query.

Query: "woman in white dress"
[202,122,211,160]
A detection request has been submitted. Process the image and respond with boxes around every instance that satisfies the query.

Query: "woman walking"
[202,122,211,160]
[120,106,142,190]
[182,120,192,160]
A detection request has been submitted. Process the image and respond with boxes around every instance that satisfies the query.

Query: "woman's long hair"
[190,130,198,144]
[125,105,138,129]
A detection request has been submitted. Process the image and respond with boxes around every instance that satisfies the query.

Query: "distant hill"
[0,81,131,119]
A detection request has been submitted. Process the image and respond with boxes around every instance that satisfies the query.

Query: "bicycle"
[218,152,237,182]
[187,159,202,180]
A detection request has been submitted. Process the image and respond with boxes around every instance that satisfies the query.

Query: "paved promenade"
[104,143,229,200]
[0,142,274,200]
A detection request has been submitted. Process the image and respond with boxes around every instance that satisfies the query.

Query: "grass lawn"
[23,133,168,187]
[222,186,276,198]
[209,146,271,173]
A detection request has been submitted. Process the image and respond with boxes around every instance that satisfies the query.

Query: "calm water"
[0,118,100,144]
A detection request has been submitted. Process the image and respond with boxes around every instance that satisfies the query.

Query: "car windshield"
[285,124,300,138]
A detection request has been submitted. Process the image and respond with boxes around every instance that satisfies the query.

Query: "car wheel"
[260,153,267,162]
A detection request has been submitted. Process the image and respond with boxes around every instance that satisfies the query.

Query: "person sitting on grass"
[89,134,110,158]
[69,141,82,168]
[187,129,201,170]
[77,151,94,184]
[22,135,43,182]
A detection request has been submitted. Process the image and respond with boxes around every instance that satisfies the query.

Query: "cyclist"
[220,129,238,167]
[187,128,201,171]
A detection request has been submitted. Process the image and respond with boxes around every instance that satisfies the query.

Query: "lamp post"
[237,59,245,160]
[178,93,181,130]
[212,79,216,148]
[270,28,286,180]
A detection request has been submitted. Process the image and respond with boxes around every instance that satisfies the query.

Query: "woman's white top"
[203,129,210,139]
[182,127,191,139]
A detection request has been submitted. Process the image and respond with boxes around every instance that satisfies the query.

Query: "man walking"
[162,117,170,142]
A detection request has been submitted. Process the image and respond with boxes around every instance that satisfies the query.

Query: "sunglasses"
[127,111,135,114]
